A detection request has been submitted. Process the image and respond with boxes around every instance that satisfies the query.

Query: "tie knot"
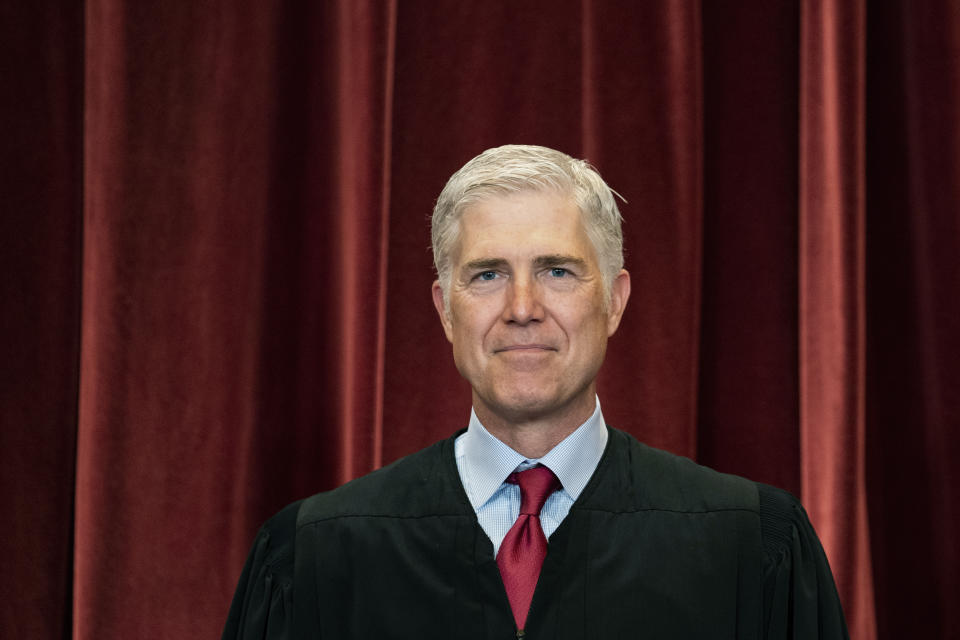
[508,466,561,515]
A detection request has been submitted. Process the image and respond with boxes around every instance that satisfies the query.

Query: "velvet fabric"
[2,1,958,638]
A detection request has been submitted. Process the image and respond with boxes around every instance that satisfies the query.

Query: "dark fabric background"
[2,1,958,638]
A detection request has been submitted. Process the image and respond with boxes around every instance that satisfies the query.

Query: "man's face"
[432,190,630,427]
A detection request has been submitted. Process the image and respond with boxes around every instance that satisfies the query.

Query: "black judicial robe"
[223,428,849,639]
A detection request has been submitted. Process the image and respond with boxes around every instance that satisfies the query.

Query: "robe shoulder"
[221,500,301,640]
[297,433,470,525]
[584,428,761,512]
[221,434,465,639]
[598,429,849,638]
[755,482,850,638]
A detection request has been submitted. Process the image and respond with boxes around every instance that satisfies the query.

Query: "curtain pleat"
[698,1,802,493]
[76,2,398,637]
[0,2,83,638]
[77,2,287,636]
[292,0,396,484]
[799,2,876,639]
[864,2,960,637]
[583,1,703,459]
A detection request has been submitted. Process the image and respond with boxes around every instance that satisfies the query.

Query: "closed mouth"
[495,344,555,352]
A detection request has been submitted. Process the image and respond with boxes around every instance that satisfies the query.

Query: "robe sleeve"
[222,500,302,640]
[757,484,849,639]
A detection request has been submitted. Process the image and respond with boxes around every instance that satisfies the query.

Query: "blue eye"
[550,268,568,277]
[478,271,497,281]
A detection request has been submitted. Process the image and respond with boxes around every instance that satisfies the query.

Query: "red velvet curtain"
[3,1,958,638]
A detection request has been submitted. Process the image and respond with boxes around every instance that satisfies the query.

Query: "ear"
[431,280,455,342]
[605,269,631,337]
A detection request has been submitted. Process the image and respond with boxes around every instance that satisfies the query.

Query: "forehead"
[454,191,594,262]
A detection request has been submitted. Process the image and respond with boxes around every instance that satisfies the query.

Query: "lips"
[495,344,556,352]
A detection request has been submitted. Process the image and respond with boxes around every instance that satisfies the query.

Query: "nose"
[502,275,544,325]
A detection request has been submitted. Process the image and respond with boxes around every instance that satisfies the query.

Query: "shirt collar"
[459,397,608,510]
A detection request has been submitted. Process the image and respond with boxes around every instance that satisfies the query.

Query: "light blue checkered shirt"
[454,397,608,556]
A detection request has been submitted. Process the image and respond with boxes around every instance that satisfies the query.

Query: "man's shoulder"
[590,428,762,513]
[584,429,824,559]
[296,433,471,528]
[239,435,463,576]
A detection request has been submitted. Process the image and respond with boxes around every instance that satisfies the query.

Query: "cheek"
[557,298,604,329]
[565,310,611,352]
[452,300,501,339]
[449,316,489,359]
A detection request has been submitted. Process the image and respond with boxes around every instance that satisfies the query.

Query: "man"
[223,145,848,639]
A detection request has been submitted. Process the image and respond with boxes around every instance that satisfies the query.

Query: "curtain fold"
[263,0,396,488]
[864,2,960,637]
[3,1,959,638]
[799,2,875,639]
[0,2,83,637]
[698,0,802,495]
[76,2,398,637]
[583,1,703,459]
[78,2,287,636]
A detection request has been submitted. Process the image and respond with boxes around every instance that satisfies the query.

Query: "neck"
[473,393,596,459]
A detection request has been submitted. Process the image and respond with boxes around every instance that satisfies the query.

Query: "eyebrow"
[533,254,588,270]
[462,258,509,273]
[461,255,588,273]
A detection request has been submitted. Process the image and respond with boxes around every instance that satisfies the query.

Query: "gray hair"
[431,144,624,301]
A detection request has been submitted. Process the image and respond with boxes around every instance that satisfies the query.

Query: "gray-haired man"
[224,145,848,640]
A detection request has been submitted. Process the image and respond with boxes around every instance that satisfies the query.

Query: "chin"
[487,387,565,420]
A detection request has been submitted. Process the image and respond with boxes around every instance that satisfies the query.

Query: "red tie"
[496,465,561,630]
